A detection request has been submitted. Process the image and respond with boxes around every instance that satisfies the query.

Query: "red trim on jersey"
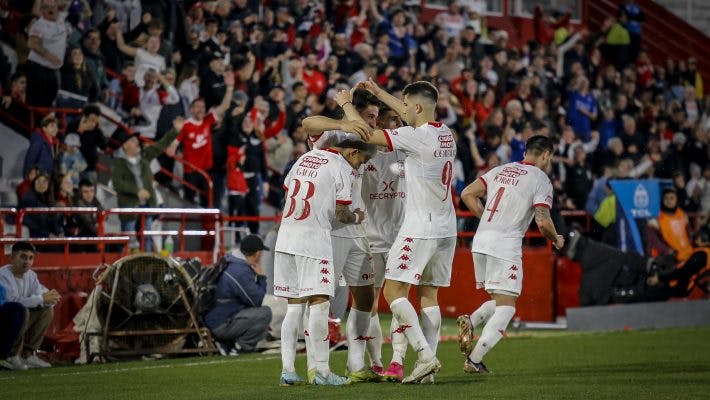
[428,121,442,128]
[518,161,535,166]
[336,200,352,205]
[322,148,339,154]
[383,130,394,152]
[533,203,551,209]
[282,185,288,191]
[479,176,487,189]
[309,133,324,143]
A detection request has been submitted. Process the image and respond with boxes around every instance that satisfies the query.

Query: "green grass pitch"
[1,323,708,400]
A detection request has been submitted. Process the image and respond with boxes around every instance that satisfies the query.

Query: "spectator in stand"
[136,68,180,139]
[25,0,68,107]
[1,73,30,128]
[565,145,594,210]
[0,281,26,371]
[238,110,268,234]
[619,0,643,62]
[23,114,58,178]
[567,77,598,142]
[174,70,234,207]
[54,173,74,207]
[81,28,109,95]
[16,166,40,203]
[59,133,87,187]
[115,25,165,88]
[177,62,200,116]
[0,241,60,369]
[67,104,106,184]
[111,118,184,251]
[19,171,62,238]
[59,47,99,107]
[73,179,102,237]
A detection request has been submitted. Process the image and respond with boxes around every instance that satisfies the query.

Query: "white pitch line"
[0,356,279,382]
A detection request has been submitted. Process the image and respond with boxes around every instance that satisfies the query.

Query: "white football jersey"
[361,150,406,252]
[275,148,353,260]
[471,161,554,262]
[383,122,457,238]
[310,130,365,238]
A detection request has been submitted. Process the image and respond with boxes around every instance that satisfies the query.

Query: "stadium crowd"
[0,0,708,241]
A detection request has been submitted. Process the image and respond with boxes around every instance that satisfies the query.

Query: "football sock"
[309,301,331,376]
[390,314,407,365]
[469,305,515,363]
[366,313,383,368]
[470,300,496,329]
[281,303,306,373]
[420,306,441,355]
[346,308,371,372]
[390,297,435,362]
[302,304,314,371]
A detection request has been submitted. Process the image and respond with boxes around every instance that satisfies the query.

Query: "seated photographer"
[204,235,272,355]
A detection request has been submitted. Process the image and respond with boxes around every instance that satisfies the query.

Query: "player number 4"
[486,187,505,222]
[284,179,316,220]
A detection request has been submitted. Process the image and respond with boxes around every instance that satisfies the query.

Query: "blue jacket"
[204,254,267,330]
[0,283,6,305]
[23,130,55,177]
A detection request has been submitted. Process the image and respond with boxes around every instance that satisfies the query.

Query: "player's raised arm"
[534,205,565,250]
[335,203,365,225]
[301,116,371,138]
[460,178,487,219]
[357,78,406,120]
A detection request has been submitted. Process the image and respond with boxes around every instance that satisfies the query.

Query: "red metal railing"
[0,236,130,265]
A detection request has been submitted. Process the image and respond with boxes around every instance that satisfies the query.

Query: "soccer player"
[360,104,408,380]
[276,138,376,386]
[300,89,384,383]
[356,78,457,383]
[457,135,565,374]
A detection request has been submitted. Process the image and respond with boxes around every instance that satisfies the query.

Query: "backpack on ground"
[191,256,231,319]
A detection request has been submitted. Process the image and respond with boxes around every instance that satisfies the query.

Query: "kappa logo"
[510,265,519,271]
[389,129,399,136]
[320,260,329,265]
[414,273,422,281]
[402,245,412,252]
[304,330,309,337]
[320,268,329,274]
[404,238,414,243]
[399,254,410,261]
[508,273,518,280]
[366,164,377,172]
[321,277,330,284]
[393,324,412,334]
[398,263,408,270]
[355,335,375,342]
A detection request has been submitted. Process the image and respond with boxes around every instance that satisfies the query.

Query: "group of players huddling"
[273,78,564,386]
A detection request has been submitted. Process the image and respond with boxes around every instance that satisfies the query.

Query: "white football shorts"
[273,251,335,298]
[385,235,456,287]
[472,252,523,296]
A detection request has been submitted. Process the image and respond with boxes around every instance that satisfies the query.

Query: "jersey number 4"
[284,179,316,220]
[486,187,505,222]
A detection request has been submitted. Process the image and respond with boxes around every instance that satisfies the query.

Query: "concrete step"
[567,299,710,331]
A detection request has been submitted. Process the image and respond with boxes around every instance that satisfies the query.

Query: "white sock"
[469,305,515,363]
[389,297,434,362]
[390,314,407,365]
[302,304,314,371]
[420,306,441,355]
[281,303,306,372]
[470,300,496,330]
[366,313,383,368]
[308,301,331,376]
[346,308,371,372]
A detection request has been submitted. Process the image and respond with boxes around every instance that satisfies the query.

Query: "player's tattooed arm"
[460,178,487,219]
[534,206,565,250]
[302,116,370,138]
[335,204,365,225]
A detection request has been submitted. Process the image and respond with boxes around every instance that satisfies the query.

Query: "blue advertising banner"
[609,180,661,254]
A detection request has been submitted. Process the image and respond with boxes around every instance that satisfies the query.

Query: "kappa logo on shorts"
[320,268,329,274]
[402,245,412,252]
[398,263,408,270]
[399,254,410,261]
[404,237,414,243]
[510,265,519,271]
[321,277,330,284]
[508,273,518,280]
[320,260,330,265]
[414,273,422,281]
